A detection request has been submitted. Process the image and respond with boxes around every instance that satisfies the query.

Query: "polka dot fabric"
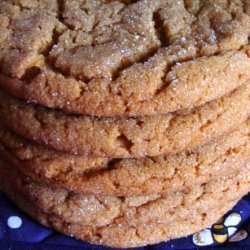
[7,216,22,229]
[1,192,250,250]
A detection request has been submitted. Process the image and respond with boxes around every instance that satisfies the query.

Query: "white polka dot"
[7,216,22,229]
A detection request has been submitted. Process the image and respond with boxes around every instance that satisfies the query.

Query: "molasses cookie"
[0,0,249,116]
[0,83,249,158]
[0,118,249,196]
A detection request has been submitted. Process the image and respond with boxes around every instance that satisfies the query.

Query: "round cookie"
[1,192,240,248]
[0,0,250,116]
[1,165,249,248]
[0,83,249,158]
[33,202,241,248]
[0,162,249,228]
[0,117,249,196]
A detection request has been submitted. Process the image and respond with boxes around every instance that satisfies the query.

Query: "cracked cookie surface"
[0,118,249,196]
[1,163,249,228]
[1,162,250,247]
[0,0,250,116]
[0,83,249,157]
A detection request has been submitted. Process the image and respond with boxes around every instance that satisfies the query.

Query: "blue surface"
[1,192,250,250]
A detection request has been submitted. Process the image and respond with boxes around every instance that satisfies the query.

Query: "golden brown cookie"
[1,162,249,248]
[0,161,248,228]
[0,0,250,116]
[0,83,249,158]
[0,118,249,196]
[2,188,239,248]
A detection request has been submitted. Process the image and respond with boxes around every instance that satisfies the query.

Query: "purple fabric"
[1,191,250,250]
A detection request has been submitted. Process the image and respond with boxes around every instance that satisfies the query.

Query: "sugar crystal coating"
[0,0,250,116]
[1,162,250,247]
[0,83,249,158]
[0,118,249,196]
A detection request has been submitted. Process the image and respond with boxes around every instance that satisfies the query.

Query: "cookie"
[0,0,250,116]
[0,83,249,158]
[2,185,239,248]
[0,161,249,228]
[44,199,244,248]
[1,163,249,248]
[0,117,249,196]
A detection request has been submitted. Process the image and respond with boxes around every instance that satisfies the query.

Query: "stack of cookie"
[0,0,250,248]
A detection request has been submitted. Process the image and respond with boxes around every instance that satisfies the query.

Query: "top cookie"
[0,0,250,116]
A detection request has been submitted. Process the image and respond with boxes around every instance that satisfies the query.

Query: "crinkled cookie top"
[0,0,250,116]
